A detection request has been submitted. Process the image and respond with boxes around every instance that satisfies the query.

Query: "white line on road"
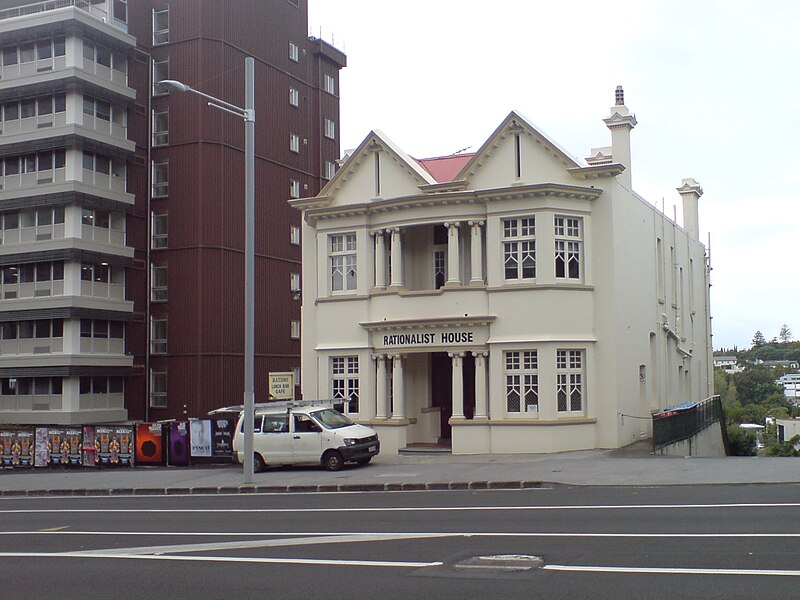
[544,564,800,577]
[3,530,800,539]
[1,501,800,514]
[0,551,442,569]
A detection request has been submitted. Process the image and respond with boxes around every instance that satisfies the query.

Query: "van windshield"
[311,409,353,429]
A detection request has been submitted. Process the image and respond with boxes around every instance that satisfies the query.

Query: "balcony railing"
[0,0,106,23]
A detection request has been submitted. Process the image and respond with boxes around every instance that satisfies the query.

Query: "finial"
[615,85,624,106]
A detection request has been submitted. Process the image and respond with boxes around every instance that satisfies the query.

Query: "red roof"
[415,153,475,183]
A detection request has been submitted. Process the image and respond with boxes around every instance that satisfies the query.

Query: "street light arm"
[160,79,248,118]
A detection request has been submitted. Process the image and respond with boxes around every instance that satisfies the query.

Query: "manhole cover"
[454,554,544,572]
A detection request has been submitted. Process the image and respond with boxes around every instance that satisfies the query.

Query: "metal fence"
[0,0,100,22]
[653,395,727,452]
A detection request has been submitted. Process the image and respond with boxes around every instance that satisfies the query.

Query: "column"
[391,354,406,420]
[445,221,460,285]
[450,352,464,419]
[389,227,403,288]
[469,220,484,285]
[373,230,386,289]
[375,354,389,419]
[472,351,488,419]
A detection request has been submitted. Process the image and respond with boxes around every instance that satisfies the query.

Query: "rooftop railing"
[0,0,106,23]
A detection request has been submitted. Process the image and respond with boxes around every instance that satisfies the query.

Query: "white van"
[232,402,380,472]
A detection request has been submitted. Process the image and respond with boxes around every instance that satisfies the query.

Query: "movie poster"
[168,422,189,466]
[189,419,212,457]
[46,426,69,466]
[212,419,233,458]
[115,425,134,466]
[1,429,35,468]
[66,428,82,466]
[135,423,164,465]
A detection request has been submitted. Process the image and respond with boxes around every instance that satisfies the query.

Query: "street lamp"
[160,57,256,484]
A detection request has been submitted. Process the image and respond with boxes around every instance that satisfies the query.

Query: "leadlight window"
[554,216,582,280]
[503,216,536,280]
[505,351,538,413]
[556,349,584,413]
[330,233,357,292]
[332,356,359,414]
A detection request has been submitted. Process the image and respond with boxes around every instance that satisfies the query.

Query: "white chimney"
[676,178,703,240]
[603,85,637,190]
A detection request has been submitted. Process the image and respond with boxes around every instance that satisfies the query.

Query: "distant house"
[713,356,741,374]
[776,418,800,444]
[754,359,799,370]
[776,373,800,400]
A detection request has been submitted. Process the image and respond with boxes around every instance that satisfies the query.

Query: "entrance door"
[431,352,452,441]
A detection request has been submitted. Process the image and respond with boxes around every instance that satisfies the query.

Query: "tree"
[752,330,766,348]
[733,366,782,406]
[779,324,793,343]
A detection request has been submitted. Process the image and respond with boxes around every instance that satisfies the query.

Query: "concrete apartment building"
[292,89,713,455]
[0,0,344,425]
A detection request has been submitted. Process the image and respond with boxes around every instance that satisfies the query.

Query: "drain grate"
[454,554,544,572]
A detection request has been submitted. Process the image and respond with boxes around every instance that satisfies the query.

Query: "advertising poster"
[46,426,69,467]
[189,419,212,457]
[34,427,49,467]
[1,429,35,468]
[168,421,190,466]
[135,423,164,465]
[95,425,114,465]
[115,425,134,466]
[66,428,82,466]
[212,419,233,458]
[82,425,97,467]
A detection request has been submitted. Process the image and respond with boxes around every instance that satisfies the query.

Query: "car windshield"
[311,408,353,429]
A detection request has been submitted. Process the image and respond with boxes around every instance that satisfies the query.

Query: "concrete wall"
[655,421,726,457]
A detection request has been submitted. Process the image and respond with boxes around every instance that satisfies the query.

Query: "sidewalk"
[2,446,800,496]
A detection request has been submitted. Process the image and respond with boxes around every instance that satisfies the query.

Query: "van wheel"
[355,457,371,466]
[322,450,344,471]
[253,453,266,473]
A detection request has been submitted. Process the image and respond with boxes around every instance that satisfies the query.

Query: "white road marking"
[0,551,441,569]
[1,501,799,514]
[544,564,800,577]
[2,530,800,539]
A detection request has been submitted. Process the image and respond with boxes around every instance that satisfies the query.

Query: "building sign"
[374,328,488,351]
[269,372,295,399]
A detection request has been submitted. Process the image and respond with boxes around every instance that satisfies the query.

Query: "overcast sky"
[308,0,799,351]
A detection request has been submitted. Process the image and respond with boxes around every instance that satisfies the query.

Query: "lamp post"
[160,57,256,484]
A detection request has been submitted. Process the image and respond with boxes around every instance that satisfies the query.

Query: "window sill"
[451,417,596,426]
[487,282,594,293]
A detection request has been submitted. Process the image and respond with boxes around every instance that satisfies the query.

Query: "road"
[2,484,799,599]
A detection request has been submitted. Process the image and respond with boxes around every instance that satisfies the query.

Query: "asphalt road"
[2,484,799,599]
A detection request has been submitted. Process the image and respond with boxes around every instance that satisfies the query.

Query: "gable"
[458,112,583,191]
[317,131,434,209]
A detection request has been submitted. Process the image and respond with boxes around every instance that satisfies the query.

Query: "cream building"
[291,88,713,455]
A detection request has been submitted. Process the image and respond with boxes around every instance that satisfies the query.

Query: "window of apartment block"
[151,264,167,301]
[332,356,359,414]
[151,212,168,249]
[503,216,536,280]
[556,349,584,414]
[113,0,128,24]
[153,108,169,146]
[289,133,300,153]
[290,272,301,294]
[330,233,357,292]
[324,160,336,180]
[554,216,582,280]
[289,86,299,107]
[152,160,168,197]
[289,179,301,199]
[153,6,170,45]
[151,317,167,354]
[290,225,300,246]
[152,59,169,96]
[289,42,299,62]
[324,118,335,140]
[290,320,300,339]
[505,350,538,414]
[150,369,167,408]
[323,74,335,95]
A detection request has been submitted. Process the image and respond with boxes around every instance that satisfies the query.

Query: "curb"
[0,480,548,497]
